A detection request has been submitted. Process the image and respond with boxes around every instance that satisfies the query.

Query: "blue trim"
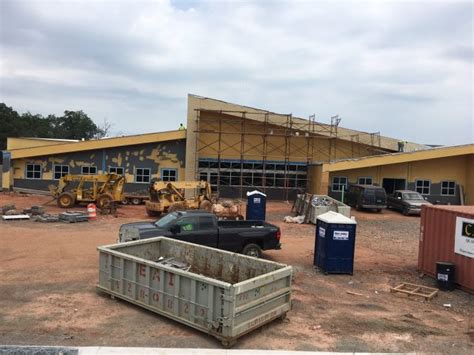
[101,149,106,172]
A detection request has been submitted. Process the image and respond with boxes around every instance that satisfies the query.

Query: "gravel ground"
[0,192,472,353]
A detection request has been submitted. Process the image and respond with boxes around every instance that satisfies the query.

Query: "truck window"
[199,216,215,230]
[177,217,197,232]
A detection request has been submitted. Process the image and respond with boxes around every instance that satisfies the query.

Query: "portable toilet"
[246,190,267,220]
[314,211,357,274]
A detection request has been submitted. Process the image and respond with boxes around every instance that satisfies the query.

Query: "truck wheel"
[131,198,142,205]
[57,192,75,208]
[242,243,262,258]
[402,207,409,216]
[97,194,113,209]
[121,198,129,205]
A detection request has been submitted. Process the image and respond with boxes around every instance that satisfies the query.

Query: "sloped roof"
[8,130,186,159]
[320,143,474,172]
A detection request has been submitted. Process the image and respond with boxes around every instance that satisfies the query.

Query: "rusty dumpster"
[97,237,292,346]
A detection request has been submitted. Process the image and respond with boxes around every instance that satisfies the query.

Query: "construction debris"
[292,193,351,224]
[1,204,16,215]
[23,206,45,216]
[33,214,60,223]
[4,209,20,216]
[59,212,89,223]
[283,215,305,224]
[390,282,439,301]
[2,214,31,221]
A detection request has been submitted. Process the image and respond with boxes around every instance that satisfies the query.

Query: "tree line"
[0,103,108,151]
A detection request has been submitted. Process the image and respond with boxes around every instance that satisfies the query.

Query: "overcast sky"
[1,0,472,145]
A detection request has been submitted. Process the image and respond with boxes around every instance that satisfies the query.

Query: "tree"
[0,104,104,150]
[96,118,114,138]
[53,110,101,140]
[0,103,20,150]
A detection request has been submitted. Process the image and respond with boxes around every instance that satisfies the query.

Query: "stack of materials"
[291,193,351,224]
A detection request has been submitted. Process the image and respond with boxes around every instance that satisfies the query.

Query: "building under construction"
[185,94,425,200]
[2,94,473,203]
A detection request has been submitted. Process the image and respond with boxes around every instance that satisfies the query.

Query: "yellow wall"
[325,155,471,186]
[7,138,78,150]
[307,154,473,204]
[196,114,379,163]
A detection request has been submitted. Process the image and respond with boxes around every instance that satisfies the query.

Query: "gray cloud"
[0,0,472,145]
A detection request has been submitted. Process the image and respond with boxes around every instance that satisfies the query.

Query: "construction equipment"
[49,173,126,209]
[145,180,214,217]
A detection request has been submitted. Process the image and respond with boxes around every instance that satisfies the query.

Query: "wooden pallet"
[390,282,439,301]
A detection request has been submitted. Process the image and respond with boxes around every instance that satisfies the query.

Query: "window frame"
[81,165,97,175]
[25,163,42,180]
[161,168,178,182]
[109,166,124,175]
[358,176,373,185]
[441,180,456,196]
[53,164,69,180]
[135,168,151,184]
[415,179,431,195]
[331,176,348,192]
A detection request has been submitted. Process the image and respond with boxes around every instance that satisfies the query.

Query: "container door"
[326,224,355,274]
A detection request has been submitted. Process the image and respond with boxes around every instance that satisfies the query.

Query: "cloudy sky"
[0,0,472,145]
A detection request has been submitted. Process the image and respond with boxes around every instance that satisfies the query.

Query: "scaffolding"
[193,109,382,200]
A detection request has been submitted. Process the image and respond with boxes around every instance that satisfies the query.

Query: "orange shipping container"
[418,205,474,294]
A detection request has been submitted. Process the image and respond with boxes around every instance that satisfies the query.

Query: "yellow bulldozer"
[49,173,126,209]
[145,180,214,217]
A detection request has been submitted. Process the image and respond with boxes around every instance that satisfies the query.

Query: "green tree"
[0,103,21,150]
[53,110,102,140]
[0,104,104,151]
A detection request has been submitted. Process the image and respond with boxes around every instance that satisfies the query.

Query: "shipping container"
[97,237,292,346]
[418,205,474,294]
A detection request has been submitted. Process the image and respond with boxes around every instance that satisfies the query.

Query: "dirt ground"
[0,192,472,353]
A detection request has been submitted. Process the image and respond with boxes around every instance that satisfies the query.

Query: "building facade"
[2,131,186,193]
[308,145,474,205]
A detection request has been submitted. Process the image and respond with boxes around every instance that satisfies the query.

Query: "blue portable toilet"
[314,211,357,274]
[246,190,267,220]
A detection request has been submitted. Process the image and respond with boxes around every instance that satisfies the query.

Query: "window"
[54,165,69,180]
[332,176,348,192]
[415,179,430,195]
[109,166,124,175]
[161,168,177,182]
[199,216,215,230]
[135,168,151,183]
[441,181,456,196]
[177,217,197,232]
[81,166,97,175]
[26,164,41,179]
[358,177,373,185]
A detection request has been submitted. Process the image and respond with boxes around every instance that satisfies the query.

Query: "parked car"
[387,190,432,215]
[345,184,387,212]
[118,210,281,258]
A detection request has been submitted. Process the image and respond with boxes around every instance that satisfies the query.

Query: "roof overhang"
[8,130,186,159]
[321,144,474,172]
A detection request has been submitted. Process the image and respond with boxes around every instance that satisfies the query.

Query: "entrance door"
[382,178,406,194]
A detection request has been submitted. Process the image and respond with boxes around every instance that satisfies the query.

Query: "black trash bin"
[436,261,456,291]
[246,190,266,221]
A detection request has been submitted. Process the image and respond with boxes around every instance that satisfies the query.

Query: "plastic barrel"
[436,262,456,291]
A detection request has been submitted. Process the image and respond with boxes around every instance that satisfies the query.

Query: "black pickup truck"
[118,210,281,258]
